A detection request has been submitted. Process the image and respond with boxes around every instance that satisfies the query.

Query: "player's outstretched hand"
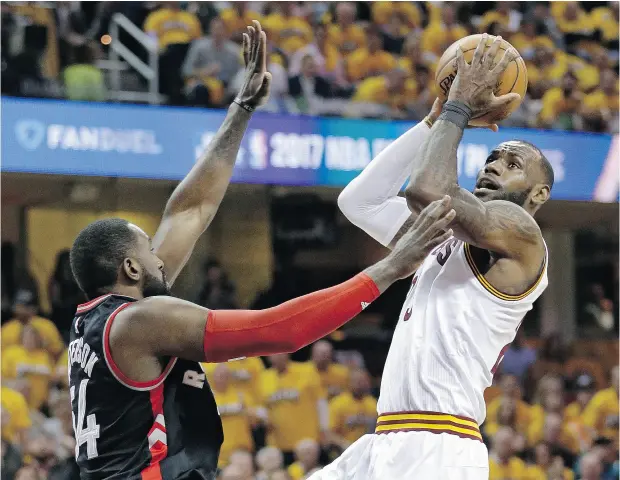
[386,196,456,280]
[236,20,272,109]
[447,34,521,119]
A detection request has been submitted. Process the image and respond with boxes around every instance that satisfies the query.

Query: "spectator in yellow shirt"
[527,442,575,480]
[2,324,53,410]
[260,354,328,463]
[353,69,417,117]
[509,22,548,61]
[1,386,31,445]
[210,364,263,466]
[590,2,619,47]
[564,374,596,451]
[54,348,70,389]
[346,25,396,83]
[263,2,313,55]
[328,3,366,55]
[219,2,263,43]
[328,369,377,449]
[289,23,345,86]
[539,71,583,128]
[479,2,515,34]
[553,2,593,36]
[582,366,619,443]
[582,69,620,114]
[488,427,529,480]
[287,439,321,480]
[203,357,265,402]
[484,374,531,438]
[371,1,421,29]
[309,341,350,399]
[1,289,64,360]
[421,4,469,61]
[143,2,202,51]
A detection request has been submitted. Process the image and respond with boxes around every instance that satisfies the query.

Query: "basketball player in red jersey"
[67,21,457,480]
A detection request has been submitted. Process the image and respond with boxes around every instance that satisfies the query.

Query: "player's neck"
[108,284,144,301]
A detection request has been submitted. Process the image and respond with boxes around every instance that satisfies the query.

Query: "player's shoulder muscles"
[110,296,208,362]
[478,200,543,260]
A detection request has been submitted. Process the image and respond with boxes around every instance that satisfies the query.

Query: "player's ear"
[530,184,550,206]
[122,257,142,283]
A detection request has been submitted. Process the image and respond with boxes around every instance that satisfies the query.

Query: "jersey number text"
[71,379,101,460]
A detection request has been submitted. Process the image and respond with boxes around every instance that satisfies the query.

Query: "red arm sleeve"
[203,273,380,362]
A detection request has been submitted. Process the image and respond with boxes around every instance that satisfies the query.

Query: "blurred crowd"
[1,243,618,479]
[2,1,619,132]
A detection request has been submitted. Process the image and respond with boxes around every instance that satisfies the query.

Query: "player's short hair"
[70,218,137,299]
[515,140,554,190]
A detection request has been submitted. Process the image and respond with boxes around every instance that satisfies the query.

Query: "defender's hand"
[386,196,456,280]
[447,34,520,119]
[236,20,272,108]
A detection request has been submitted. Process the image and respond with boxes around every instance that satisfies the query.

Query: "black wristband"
[233,98,255,113]
[439,100,473,130]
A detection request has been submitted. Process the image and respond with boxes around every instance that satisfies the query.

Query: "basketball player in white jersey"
[310,35,553,479]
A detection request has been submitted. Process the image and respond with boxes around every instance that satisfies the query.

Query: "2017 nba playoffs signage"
[2,97,617,202]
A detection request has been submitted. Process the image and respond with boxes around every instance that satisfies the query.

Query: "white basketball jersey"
[377,238,548,425]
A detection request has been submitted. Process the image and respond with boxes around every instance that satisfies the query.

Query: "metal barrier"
[107,13,161,104]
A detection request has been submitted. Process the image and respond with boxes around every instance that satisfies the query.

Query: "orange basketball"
[435,34,527,126]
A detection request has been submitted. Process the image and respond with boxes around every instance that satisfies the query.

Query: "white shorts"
[309,431,489,480]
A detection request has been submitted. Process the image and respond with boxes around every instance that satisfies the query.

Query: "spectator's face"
[295,440,319,469]
[14,303,36,322]
[301,56,317,77]
[336,3,355,25]
[581,453,603,479]
[542,414,562,443]
[498,398,517,426]
[206,265,223,284]
[534,443,551,466]
[441,6,455,25]
[576,390,593,407]
[564,3,579,20]
[315,25,327,44]
[220,465,244,480]
[368,33,382,52]
[257,447,283,473]
[210,19,227,42]
[600,70,618,93]
[212,364,230,390]
[15,467,40,480]
[561,73,577,92]
[522,22,536,38]
[387,70,406,91]
[229,451,254,479]
[269,354,290,371]
[500,374,520,398]
[311,341,332,368]
[543,392,563,413]
[492,428,514,460]
[350,369,370,397]
[270,471,291,480]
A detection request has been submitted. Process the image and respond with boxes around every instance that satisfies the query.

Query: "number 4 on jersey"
[71,379,100,459]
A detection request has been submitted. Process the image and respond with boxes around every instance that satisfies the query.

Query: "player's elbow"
[404,184,434,212]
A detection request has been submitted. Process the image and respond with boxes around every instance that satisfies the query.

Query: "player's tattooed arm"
[152,21,271,285]
[405,119,541,258]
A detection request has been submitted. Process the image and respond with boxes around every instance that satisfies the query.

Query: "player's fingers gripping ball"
[435,34,527,126]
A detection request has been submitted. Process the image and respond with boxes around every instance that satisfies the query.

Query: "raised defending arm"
[152,21,272,284]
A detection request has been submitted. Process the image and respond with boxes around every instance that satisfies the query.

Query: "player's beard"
[496,187,532,207]
[142,269,171,297]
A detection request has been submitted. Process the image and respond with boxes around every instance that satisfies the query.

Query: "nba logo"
[248,130,268,170]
